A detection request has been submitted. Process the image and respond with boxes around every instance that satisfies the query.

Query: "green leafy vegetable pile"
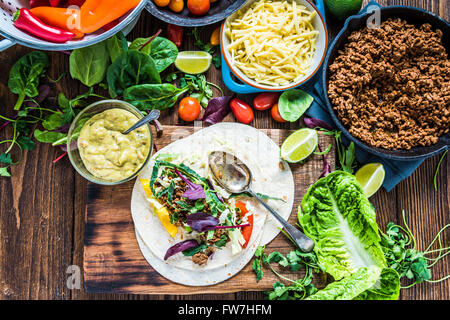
[253,171,449,300]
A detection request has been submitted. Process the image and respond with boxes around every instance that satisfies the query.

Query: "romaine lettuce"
[298,171,387,280]
[306,266,381,300]
[354,268,400,300]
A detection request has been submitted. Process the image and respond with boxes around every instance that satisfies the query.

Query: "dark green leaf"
[70,41,110,86]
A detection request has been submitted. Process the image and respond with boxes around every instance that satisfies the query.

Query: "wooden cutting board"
[83,125,335,294]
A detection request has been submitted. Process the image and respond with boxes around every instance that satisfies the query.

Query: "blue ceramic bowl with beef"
[322,5,449,160]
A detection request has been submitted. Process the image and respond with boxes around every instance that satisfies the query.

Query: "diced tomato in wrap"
[235,201,253,249]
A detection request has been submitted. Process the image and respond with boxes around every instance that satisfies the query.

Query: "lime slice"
[355,163,385,198]
[174,51,212,74]
[281,128,318,163]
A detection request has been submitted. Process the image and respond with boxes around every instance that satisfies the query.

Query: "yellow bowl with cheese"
[67,100,154,185]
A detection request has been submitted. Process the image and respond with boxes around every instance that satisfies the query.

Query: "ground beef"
[328,18,450,150]
[192,247,216,265]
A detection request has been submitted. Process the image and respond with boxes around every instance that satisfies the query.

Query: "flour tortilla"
[130,123,294,279]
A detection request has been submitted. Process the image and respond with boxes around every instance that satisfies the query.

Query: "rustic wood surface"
[83,126,335,294]
[0,0,448,300]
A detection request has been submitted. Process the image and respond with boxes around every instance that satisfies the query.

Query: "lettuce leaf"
[298,171,386,280]
[306,266,381,300]
[354,268,400,300]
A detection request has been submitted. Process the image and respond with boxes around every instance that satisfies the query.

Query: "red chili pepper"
[230,98,254,124]
[14,8,75,43]
[167,24,183,48]
[253,92,279,111]
[235,201,253,248]
[29,0,50,8]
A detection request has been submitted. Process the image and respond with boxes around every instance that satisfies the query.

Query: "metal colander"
[0,0,148,52]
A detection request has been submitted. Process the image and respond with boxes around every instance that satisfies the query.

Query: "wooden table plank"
[0,0,448,300]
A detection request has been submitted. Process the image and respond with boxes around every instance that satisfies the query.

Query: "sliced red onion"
[303,117,333,131]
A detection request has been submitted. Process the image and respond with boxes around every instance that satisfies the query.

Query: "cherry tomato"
[178,97,201,122]
[168,0,184,13]
[230,98,254,124]
[153,0,170,6]
[271,103,286,122]
[253,92,279,111]
[187,0,210,16]
[167,24,183,48]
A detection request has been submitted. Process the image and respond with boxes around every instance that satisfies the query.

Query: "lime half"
[355,163,385,198]
[174,51,212,74]
[325,0,362,20]
[281,128,318,163]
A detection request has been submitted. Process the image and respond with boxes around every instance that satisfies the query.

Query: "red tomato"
[178,97,201,122]
[235,201,253,248]
[230,98,254,124]
[167,24,183,48]
[271,103,286,123]
[187,0,210,16]
[253,92,279,111]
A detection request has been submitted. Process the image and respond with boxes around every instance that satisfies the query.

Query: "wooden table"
[0,0,448,300]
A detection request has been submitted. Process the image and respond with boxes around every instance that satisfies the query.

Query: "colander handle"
[0,38,15,52]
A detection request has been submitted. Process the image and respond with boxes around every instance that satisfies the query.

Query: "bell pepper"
[80,0,141,34]
[67,0,86,6]
[30,7,84,39]
[49,0,63,6]
[30,0,50,8]
[14,8,75,43]
[140,179,178,238]
[235,201,253,248]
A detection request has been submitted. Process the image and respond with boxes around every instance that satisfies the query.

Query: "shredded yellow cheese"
[226,0,319,86]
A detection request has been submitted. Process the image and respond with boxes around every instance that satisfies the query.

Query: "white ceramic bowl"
[220,0,328,91]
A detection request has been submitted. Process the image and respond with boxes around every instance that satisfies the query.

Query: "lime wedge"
[174,51,212,74]
[281,128,318,163]
[355,163,385,197]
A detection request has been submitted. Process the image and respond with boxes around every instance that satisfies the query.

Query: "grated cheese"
[226,0,319,86]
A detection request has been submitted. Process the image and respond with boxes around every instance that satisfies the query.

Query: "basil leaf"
[278,89,314,122]
[69,41,110,87]
[8,51,49,110]
[124,83,189,111]
[107,50,161,98]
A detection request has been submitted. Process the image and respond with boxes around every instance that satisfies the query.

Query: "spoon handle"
[247,189,315,253]
[123,109,160,135]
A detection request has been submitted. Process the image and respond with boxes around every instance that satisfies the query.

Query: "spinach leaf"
[69,41,110,87]
[34,129,67,144]
[8,51,49,110]
[124,83,189,111]
[129,37,153,55]
[105,31,127,63]
[149,37,178,72]
[107,50,161,98]
[278,89,314,122]
[182,243,208,257]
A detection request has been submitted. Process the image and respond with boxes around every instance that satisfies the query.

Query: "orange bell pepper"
[80,0,141,34]
[30,7,84,39]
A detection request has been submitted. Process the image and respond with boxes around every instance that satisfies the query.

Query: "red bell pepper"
[29,0,50,8]
[49,0,63,6]
[235,201,253,249]
[67,0,86,7]
[101,19,120,31]
[14,8,75,43]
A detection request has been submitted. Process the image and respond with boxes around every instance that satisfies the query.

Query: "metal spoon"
[123,109,160,135]
[208,151,315,253]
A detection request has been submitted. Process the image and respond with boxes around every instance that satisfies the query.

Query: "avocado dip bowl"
[67,100,153,185]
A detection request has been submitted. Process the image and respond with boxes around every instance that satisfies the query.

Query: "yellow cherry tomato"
[210,27,220,46]
[154,0,170,6]
[168,0,184,13]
